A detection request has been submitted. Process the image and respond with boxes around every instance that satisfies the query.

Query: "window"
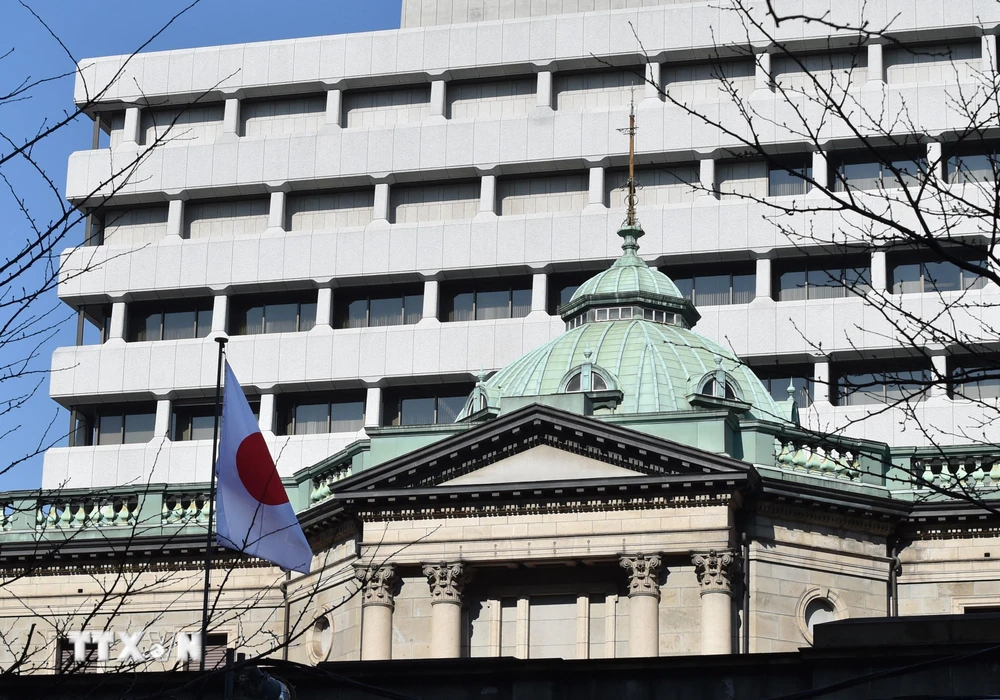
[837,362,931,405]
[768,157,813,196]
[717,160,768,199]
[951,359,1000,400]
[832,151,928,191]
[172,400,260,441]
[668,266,755,306]
[889,252,987,294]
[128,301,213,342]
[333,286,423,329]
[775,256,871,301]
[80,304,112,344]
[754,366,815,408]
[74,404,157,446]
[184,633,229,671]
[546,270,601,314]
[948,147,1000,184]
[382,385,473,426]
[278,392,365,435]
[702,378,738,400]
[565,371,608,392]
[441,280,532,322]
[230,293,317,335]
[57,638,98,674]
[565,306,682,329]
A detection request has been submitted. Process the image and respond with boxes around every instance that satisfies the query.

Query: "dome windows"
[566,371,608,392]
[566,305,684,329]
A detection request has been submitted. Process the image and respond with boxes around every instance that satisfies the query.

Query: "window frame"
[767,157,814,197]
[666,265,757,307]
[85,404,157,446]
[277,392,366,436]
[332,285,424,329]
[835,361,932,406]
[381,385,474,427]
[831,150,929,192]
[888,251,987,294]
[773,255,872,301]
[441,280,533,322]
[127,300,213,342]
[229,292,318,336]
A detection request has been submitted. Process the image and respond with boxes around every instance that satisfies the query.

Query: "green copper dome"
[570,225,682,300]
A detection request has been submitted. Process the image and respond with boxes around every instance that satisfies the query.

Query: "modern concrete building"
[2,0,1000,675]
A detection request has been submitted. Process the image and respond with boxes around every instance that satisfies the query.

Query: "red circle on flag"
[235,432,288,506]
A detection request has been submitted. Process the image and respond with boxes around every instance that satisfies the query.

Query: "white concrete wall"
[241,95,326,137]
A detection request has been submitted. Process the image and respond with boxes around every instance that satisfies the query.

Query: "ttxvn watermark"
[67,630,202,663]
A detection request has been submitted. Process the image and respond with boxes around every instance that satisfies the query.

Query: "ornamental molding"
[355,564,397,607]
[754,500,897,537]
[692,549,740,595]
[422,562,468,604]
[620,553,664,597]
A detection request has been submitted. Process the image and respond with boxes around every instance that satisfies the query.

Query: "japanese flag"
[216,362,312,574]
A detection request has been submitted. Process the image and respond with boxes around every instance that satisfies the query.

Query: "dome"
[570,226,682,300]
[458,318,786,420]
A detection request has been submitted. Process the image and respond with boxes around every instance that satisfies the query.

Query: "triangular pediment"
[441,444,643,485]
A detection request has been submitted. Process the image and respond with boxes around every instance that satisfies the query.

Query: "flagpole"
[200,335,228,671]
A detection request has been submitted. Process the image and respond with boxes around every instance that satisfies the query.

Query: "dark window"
[278,392,366,435]
[76,404,157,446]
[768,157,813,196]
[754,365,815,408]
[832,150,928,191]
[382,385,473,426]
[80,304,112,344]
[184,633,229,671]
[441,279,532,322]
[889,251,987,294]
[775,256,871,301]
[951,358,1000,400]
[546,270,601,314]
[128,301,213,342]
[333,286,423,329]
[170,399,257,441]
[948,146,1000,184]
[230,292,317,335]
[57,638,98,674]
[667,265,756,306]
[836,361,931,406]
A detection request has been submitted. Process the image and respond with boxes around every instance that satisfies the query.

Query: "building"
[2,0,1000,675]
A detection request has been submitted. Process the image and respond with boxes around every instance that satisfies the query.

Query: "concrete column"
[423,563,467,658]
[154,399,171,439]
[536,70,553,110]
[373,183,390,223]
[531,273,548,313]
[479,174,497,215]
[620,554,663,657]
[930,352,949,399]
[754,258,772,300]
[422,280,440,320]
[122,106,142,145]
[223,97,241,135]
[604,594,617,659]
[867,43,884,83]
[811,150,829,191]
[927,142,945,183]
[258,393,276,433]
[754,50,772,92]
[871,249,888,292]
[515,596,530,659]
[699,157,717,198]
[267,191,287,232]
[211,294,229,334]
[315,287,333,328]
[364,386,382,428]
[812,360,831,404]
[575,594,590,659]
[109,301,127,341]
[644,62,662,100]
[588,166,605,207]
[326,88,343,127]
[983,34,997,74]
[356,565,396,661]
[429,79,447,119]
[166,199,185,238]
[487,599,502,657]
[692,550,739,655]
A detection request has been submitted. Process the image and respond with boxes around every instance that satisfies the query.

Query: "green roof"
[570,225,682,301]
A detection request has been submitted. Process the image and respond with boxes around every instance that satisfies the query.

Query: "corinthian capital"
[422,562,468,604]
[620,553,664,597]
[355,564,397,607]
[692,550,740,595]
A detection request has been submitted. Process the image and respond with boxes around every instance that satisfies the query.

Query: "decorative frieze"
[355,564,397,608]
[422,562,467,604]
[692,550,740,595]
[620,553,664,597]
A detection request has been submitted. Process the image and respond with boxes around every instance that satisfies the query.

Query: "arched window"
[702,377,738,400]
[565,371,608,393]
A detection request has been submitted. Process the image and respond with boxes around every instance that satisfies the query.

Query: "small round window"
[804,597,836,634]
[307,615,333,663]
[796,588,845,644]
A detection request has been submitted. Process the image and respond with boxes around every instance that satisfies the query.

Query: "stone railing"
[774,439,863,482]
[161,493,210,526]
[310,463,352,505]
[35,496,139,530]
[912,456,1000,492]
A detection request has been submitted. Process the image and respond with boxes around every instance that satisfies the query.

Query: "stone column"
[364,387,382,428]
[930,351,949,400]
[373,183,391,223]
[223,97,241,135]
[644,62,662,100]
[267,190,287,233]
[699,157,717,199]
[108,301,127,342]
[867,43,884,84]
[166,198,186,239]
[984,34,998,74]
[536,70,553,111]
[754,257,772,301]
[754,50,772,92]
[812,359,832,404]
[123,106,142,145]
[258,393,276,433]
[531,272,548,314]
[926,142,945,183]
[423,562,468,658]
[326,88,343,127]
[429,79,447,120]
[421,279,440,321]
[315,287,333,328]
[870,249,888,293]
[211,294,229,335]
[692,550,739,655]
[811,150,829,192]
[587,166,605,208]
[154,399,171,439]
[620,554,663,657]
[479,174,497,215]
[356,564,396,660]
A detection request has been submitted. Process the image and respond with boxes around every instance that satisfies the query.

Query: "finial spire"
[625,91,638,227]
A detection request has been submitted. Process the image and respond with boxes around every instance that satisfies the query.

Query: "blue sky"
[0,0,402,491]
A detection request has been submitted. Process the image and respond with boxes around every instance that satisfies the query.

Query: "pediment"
[441,444,642,486]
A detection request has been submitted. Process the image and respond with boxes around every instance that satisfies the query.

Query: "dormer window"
[566,371,608,392]
[702,378,738,400]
